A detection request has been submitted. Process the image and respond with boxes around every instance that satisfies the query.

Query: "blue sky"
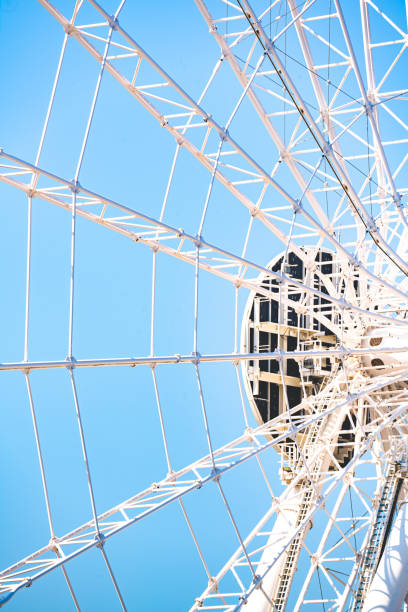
[1,1,407,610]
[0,2,270,609]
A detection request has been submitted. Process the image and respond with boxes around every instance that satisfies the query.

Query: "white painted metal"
[245,396,349,611]
[362,498,408,612]
[244,489,303,612]
[353,462,403,610]
[2,0,408,610]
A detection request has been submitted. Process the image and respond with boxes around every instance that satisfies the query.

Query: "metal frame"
[1,1,408,610]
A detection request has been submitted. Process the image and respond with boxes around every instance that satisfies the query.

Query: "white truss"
[1,368,407,606]
[2,1,408,610]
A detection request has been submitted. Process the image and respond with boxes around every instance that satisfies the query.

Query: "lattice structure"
[1,1,408,611]
[353,462,403,611]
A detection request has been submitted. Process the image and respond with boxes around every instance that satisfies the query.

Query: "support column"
[246,487,304,612]
[362,499,408,612]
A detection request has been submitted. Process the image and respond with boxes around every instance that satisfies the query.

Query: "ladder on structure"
[273,410,329,611]
[273,485,314,611]
[352,462,402,611]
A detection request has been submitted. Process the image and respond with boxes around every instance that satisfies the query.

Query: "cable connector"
[69,180,80,194]
[64,23,74,36]
[95,533,105,549]
[108,15,118,30]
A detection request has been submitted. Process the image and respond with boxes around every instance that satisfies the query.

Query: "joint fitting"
[219,127,228,142]
[64,23,74,36]
[280,148,288,162]
[253,574,262,587]
[211,468,220,482]
[49,536,59,553]
[65,355,76,369]
[275,349,283,362]
[191,350,201,365]
[95,533,105,549]
[245,427,254,440]
[108,15,118,30]
[322,142,331,157]
[366,218,378,233]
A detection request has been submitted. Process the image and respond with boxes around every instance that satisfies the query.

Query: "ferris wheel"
[1,0,408,610]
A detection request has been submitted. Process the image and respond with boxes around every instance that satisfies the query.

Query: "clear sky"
[0,2,273,609]
[0,1,407,611]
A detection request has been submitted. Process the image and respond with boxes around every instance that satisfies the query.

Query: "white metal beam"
[237,0,408,279]
[2,369,407,606]
[1,151,406,334]
[34,0,408,291]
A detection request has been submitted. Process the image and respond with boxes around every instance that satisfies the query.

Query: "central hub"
[241,249,338,421]
[362,326,408,375]
[241,248,357,469]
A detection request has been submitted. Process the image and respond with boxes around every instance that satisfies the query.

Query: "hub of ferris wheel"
[241,248,408,612]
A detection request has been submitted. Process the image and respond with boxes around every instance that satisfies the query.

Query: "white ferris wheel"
[1,0,408,610]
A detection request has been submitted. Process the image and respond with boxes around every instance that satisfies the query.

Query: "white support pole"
[245,487,304,612]
[362,498,408,612]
